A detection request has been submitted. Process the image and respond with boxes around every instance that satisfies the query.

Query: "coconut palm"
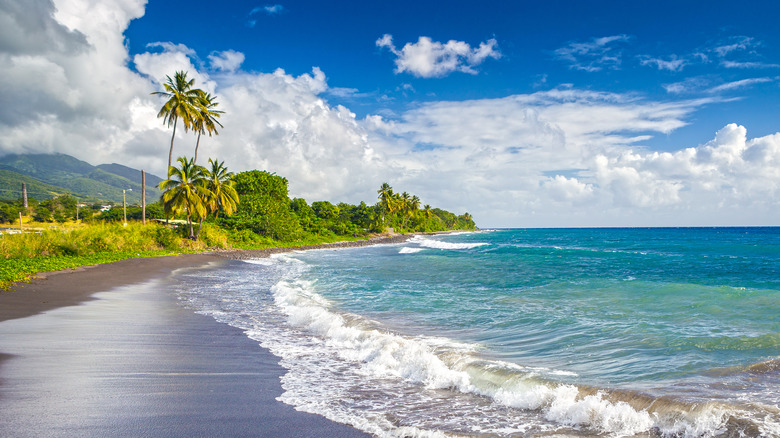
[152,71,202,169]
[401,193,419,229]
[194,158,238,238]
[204,158,238,218]
[159,156,211,239]
[192,93,224,164]
[377,182,393,224]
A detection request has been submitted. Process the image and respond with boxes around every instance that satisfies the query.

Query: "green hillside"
[0,153,163,204]
[0,169,91,201]
[97,163,164,188]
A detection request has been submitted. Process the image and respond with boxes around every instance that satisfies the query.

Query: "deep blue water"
[177,228,780,437]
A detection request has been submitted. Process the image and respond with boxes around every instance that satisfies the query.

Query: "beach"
[2,229,778,437]
[0,244,390,437]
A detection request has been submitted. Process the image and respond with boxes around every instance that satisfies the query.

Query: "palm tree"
[377,182,393,224]
[204,159,238,217]
[159,157,211,239]
[192,93,224,164]
[195,158,238,237]
[410,195,421,212]
[401,193,419,229]
[152,71,202,169]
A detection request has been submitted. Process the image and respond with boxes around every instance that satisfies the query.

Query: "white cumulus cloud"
[376,34,500,78]
[208,50,245,72]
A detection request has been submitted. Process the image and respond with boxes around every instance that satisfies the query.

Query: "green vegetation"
[159,157,238,239]
[0,221,228,289]
[1,69,475,290]
[1,169,475,289]
[0,169,83,202]
[216,171,475,242]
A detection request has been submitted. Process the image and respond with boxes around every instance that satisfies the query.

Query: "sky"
[1,0,780,227]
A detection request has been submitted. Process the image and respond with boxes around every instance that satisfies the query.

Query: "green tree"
[377,182,394,225]
[203,159,238,218]
[312,201,339,220]
[192,93,224,164]
[152,71,203,169]
[195,159,239,238]
[223,170,302,241]
[159,157,210,239]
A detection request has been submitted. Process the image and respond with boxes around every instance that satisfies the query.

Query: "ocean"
[174,228,780,437]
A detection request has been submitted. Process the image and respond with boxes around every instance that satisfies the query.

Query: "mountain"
[97,163,164,188]
[0,169,92,202]
[0,153,163,204]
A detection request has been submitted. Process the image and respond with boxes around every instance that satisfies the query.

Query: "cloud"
[364,91,780,225]
[247,4,284,27]
[706,36,780,70]
[663,77,711,94]
[3,0,780,227]
[0,0,88,55]
[208,50,245,72]
[252,4,284,15]
[708,77,773,92]
[542,175,594,204]
[376,34,500,78]
[720,60,780,69]
[638,55,687,72]
[712,36,756,58]
[554,35,630,72]
[0,0,152,156]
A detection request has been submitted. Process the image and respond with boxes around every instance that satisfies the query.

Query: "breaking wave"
[268,269,778,437]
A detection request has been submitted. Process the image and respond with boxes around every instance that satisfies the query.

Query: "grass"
[0,221,211,290]
[0,220,372,290]
[0,250,176,289]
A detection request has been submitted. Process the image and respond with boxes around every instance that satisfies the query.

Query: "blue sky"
[2,0,780,226]
[124,0,780,137]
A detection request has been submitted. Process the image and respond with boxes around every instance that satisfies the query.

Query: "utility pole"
[22,182,28,211]
[122,189,132,226]
[142,170,146,225]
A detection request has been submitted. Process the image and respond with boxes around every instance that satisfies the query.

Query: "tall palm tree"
[192,93,224,164]
[152,71,202,169]
[159,157,211,239]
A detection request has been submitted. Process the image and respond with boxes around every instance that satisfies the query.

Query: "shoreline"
[0,233,424,436]
[0,233,416,323]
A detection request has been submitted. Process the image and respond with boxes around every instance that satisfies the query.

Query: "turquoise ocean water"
[175,228,780,437]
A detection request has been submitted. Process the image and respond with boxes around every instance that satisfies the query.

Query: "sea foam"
[408,235,488,251]
[267,269,747,437]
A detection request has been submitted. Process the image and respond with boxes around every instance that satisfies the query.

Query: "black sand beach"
[0,249,378,437]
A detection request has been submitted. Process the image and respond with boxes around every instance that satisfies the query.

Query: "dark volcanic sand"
[0,252,373,437]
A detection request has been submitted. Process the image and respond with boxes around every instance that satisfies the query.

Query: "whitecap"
[409,236,488,250]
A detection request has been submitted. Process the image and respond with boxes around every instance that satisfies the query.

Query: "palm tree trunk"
[187,215,194,239]
[196,217,204,239]
[194,131,201,164]
[168,116,178,169]
[166,117,178,225]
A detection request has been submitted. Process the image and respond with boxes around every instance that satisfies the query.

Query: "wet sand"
[0,251,375,437]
